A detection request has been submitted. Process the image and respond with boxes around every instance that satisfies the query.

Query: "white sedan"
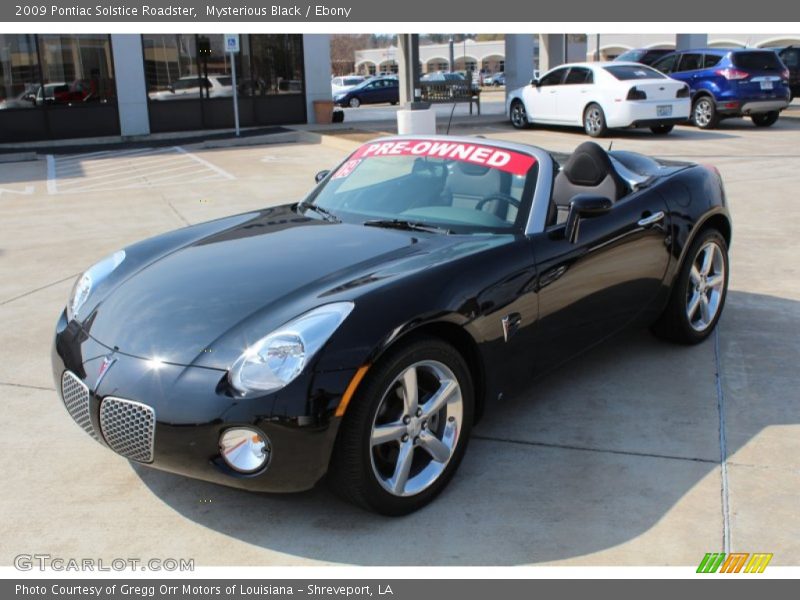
[507,62,691,137]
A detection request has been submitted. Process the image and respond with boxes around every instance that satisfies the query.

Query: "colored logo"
[697,552,773,573]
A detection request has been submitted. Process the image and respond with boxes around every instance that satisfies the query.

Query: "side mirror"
[315,170,330,183]
[565,194,612,243]
[530,78,539,87]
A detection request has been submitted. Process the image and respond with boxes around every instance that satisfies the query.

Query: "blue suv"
[652,48,791,128]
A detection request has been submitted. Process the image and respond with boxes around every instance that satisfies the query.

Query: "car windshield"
[304,139,538,234]
[343,77,363,85]
[604,65,666,80]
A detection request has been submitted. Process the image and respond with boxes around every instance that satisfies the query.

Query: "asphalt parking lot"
[1,108,798,566]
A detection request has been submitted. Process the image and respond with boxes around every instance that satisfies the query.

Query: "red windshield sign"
[349,139,536,176]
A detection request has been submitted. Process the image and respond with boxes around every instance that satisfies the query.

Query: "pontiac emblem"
[95,355,117,390]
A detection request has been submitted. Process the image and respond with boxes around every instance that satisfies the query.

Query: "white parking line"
[173,146,235,180]
[47,146,235,194]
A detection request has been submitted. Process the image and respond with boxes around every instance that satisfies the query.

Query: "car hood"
[81,205,483,370]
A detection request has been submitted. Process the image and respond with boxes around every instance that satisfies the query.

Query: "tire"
[650,124,674,135]
[583,103,608,137]
[652,228,729,344]
[692,96,719,129]
[349,97,361,108]
[751,111,779,127]
[510,100,529,129]
[328,336,474,516]
[389,101,398,106]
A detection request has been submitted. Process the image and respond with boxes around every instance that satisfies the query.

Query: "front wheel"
[751,111,779,127]
[348,97,361,108]
[692,97,719,129]
[584,103,608,137]
[328,337,474,515]
[652,228,729,344]
[510,100,529,129]
[650,124,674,135]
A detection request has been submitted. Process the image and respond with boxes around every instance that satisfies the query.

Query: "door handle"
[637,211,665,227]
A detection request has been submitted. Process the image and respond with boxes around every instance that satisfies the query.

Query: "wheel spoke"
[700,246,714,275]
[687,291,702,319]
[419,431,451,463]
[371,422,406,447]
[706,274,724,289]
[421,379,458,418]
[700,294,711,323]
[400,367,418,415]
[388,441,415,495]
[689,265,702,286]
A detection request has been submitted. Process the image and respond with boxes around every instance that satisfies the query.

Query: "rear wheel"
[650,124,674,135]
[584,103,608,137]
[510,100,529,129]
[692,96,719,129]
[751,111,779,127]
[349,97,361,108]
[652,228,729,344]
[328,337,474,515]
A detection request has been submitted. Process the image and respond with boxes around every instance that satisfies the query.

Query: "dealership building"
[0,33,331,143]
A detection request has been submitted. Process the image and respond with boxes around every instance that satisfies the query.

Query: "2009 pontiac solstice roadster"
[53,136,731,515]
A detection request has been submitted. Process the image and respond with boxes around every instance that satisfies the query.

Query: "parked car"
[488,72,506,86]
[614,48,675,66]
[507,61,690,137]
[0,84,39,109]
[333,76,399,108]
[422,71,480,93]
[53,135,731,515]
[148,75,234,101]
[651,48,791,128]
[331,75,365,96]
[776,46,799,100]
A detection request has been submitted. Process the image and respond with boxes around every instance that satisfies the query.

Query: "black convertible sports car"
[53,136,731,515]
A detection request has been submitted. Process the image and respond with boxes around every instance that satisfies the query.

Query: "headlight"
[66,250,126,321]
[228,302,354,395]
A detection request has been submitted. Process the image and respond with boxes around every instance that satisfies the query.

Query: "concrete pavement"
[0,113,798,566]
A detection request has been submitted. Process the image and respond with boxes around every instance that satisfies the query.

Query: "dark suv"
[777,46,799,100]
[614,48,674,66]
[652,48,791,128]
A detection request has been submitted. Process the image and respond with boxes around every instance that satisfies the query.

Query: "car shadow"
[522,123,740,141]
[131,289,799,565]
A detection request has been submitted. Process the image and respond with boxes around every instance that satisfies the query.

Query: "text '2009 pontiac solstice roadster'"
[53,136,731,515]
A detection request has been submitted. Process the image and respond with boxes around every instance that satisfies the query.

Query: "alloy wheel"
[585,106,603,135]
[369,360,463,497]
[694,99,714,128]
[511,102,527,128]
[686,241,726,332]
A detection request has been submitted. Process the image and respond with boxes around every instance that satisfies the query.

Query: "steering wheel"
[475,193,521,219]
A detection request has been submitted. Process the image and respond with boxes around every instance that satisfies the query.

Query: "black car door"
[527,188,672,374]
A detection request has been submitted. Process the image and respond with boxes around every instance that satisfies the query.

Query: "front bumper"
[52,311,355,493]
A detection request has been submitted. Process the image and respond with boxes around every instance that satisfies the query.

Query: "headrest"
[454,161,492,176]
[562,142,615,187]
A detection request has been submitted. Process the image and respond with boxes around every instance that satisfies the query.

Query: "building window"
[143,34,306,133]
[37,34,116,106]
[247,34,304,95]
[0,34,40,109]
[0,33,119,142]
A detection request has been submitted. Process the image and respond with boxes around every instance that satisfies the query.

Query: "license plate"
[760,80,774,90]
[657,105,672,117]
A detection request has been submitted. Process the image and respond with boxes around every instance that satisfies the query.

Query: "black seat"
[551,142,628,223]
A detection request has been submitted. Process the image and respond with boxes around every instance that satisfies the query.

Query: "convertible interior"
[320,141,645,232]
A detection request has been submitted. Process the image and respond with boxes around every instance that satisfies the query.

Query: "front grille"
[100,397,156,463]
[61,371,99,440]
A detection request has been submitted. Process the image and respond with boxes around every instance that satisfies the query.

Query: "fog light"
[219,428,270,473]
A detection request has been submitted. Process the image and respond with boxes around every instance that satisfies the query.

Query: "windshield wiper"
[363,219,452,235]
[297,202,341,223]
